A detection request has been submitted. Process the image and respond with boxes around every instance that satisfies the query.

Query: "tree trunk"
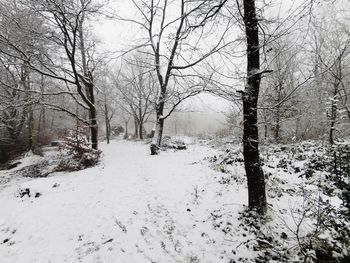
[242,0,267,215]
[274,83,283,143]
[329,119,335,145]
[6,126,20,144]
[138,98,143,140]
[87,82,98,149]
[104,103,110,144]
[139,121,144,140]
[78,13,98,150]
[262,110,268,141]
[24,62,34,150]
[134,117,139,139]
[90,107,98,149]
[124,121,129,139]
[28,105,34,150]
[295,115,300,140]
[329,58,342,145]
[151,93,165,154]
[156,117,164,146]
[274,111,280,143]
[329,94,337,145]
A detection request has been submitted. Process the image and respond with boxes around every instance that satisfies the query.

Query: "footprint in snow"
[115,218,127,233]
[1,227,16,246]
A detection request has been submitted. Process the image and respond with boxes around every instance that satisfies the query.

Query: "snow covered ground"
[0,140,254,263]
[0,139,348,262]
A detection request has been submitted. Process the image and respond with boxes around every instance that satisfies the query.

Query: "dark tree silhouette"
[242,0,267,214]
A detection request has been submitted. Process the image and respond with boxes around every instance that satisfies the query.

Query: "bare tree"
[118,0,231,153]
[95,67,118,144]
[115,56,157,140]
[240,0,268,214]
[0,56,29,145]
[314,24,350,144]
[0,0,103,149]
[0,1,46,150]
[259,40,300,142]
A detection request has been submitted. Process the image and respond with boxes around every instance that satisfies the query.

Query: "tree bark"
[24,62,34,150]
[78,10,98,150]
[329,90,337,145]
[138,97,143,140]
[124,120,129,139]
[139,121,144,140]
[329,57,342,145]
[242,0,267,215]
[37,73,46,144]
[104,103,110,144]
[155,100,165,147]
[156,117,164,147]
[274,83,283,143]
[134,117,139,139]
[152,91,165,152]
[274,112,280,143]
[88,82,98,150]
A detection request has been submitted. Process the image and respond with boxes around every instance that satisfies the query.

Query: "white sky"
[94,0,350,55]
[92,0,350,134]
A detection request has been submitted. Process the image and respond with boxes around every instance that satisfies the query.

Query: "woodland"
[0,0,349,262]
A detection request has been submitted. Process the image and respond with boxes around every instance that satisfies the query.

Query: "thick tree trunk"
[89,109,98,149]
[6,126,20,144]
[139,121,144,140]
[155,98,165,146]
[78,15,98,150]
[134,117,139,139]
[124,121,129,139]
[156,117,164,147]
[151,93,165,154]
[242,0,267,215]
[90,106,98,150]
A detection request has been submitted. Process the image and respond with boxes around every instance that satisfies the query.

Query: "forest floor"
[0,138,349,263]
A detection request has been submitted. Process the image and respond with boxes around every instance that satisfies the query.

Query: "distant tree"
[0,56,29,145]
[259,40,300,142]
[115,56,157,140]
[96,68,118,144]
[0,1,46,150]
[314,24,350,144]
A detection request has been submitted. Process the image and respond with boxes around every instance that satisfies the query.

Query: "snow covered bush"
[282,193,350,262]
[301,141,350,215]
[161,136,187,151]
[204,139,350,262]
[56,128,101,171]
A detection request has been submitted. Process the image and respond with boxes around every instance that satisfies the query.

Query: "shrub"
[56,127,101,171]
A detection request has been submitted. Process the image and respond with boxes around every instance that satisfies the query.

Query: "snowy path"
[0,140,248,263]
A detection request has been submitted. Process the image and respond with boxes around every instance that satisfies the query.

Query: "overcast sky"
[92,0,350,134]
